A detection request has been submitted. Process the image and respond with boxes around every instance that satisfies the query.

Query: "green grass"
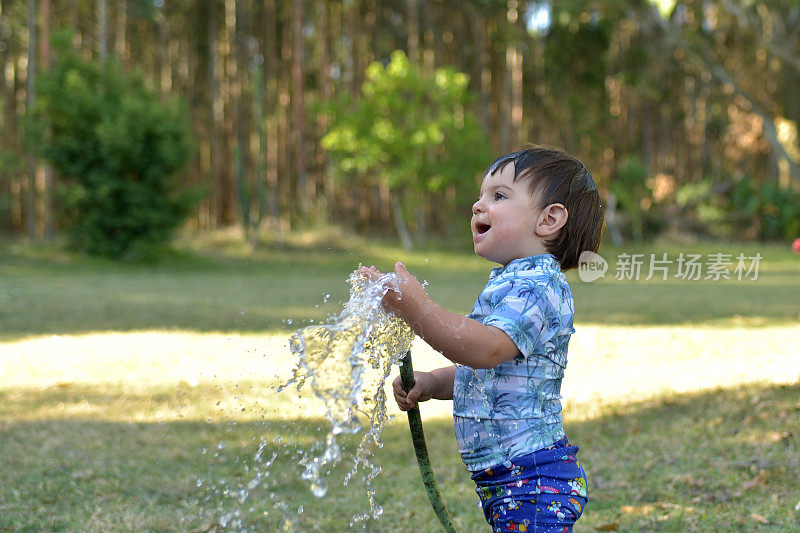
[1,237,798,340]
[1,357,798,531]
[1,235,799,531]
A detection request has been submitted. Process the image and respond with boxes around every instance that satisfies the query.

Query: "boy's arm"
[363,262,519,369]
[429,365,456,399]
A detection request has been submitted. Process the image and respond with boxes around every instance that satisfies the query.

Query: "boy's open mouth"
[475,221,491,235]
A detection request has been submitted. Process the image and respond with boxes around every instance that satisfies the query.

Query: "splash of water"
[284,268,414,517]
[195,269,414,529]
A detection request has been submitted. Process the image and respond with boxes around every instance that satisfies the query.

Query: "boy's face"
[471,163,547,266]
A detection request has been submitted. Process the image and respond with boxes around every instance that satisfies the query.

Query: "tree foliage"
[24,30,195,259]
[322,50,491,246]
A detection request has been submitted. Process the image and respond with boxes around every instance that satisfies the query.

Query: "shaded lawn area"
[1,381,798,531]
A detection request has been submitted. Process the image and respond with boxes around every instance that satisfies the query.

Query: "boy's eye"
[494,192,506,201]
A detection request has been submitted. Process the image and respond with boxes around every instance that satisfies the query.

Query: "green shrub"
[24,29,195,259]
[729,177,800,240]
[611,155,653,242]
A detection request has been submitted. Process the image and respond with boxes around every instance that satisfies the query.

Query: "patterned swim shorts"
[471,438,588,532]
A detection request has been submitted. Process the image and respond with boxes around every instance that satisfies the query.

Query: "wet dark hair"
[485,146,605,270]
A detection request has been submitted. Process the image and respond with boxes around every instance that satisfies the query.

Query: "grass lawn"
[1,235,799,531]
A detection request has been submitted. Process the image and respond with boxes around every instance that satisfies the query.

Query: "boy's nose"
[472,198,484,214]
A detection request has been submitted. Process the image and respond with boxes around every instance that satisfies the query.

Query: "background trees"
[1,0,798,248]
[24,30,194,257]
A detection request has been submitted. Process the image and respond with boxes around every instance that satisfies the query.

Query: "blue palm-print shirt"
[454,254,575,472]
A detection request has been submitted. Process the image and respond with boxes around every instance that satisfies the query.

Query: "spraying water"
[194,268,415,530]
[283,269,414,521]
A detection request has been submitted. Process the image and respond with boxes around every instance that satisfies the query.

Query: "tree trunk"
[0,0,10,233]
[604,192,624,246]
[292,0,308,219]
[254,63,266,232]
[421,6,434,72]
[7,3,24,232]
[40,0,54,239]
[406,0,418,63]
[316,0,332,222]
[234,0,252,236]
[279,13,292,227]
[499,47,510,153]
[471,11,491,134]
[509,45,522,147]
[97,0,107,59]
[507,1,522,148]
[488,16,504,153]
[220,0,235,225]
[208,0,224,226]
[346,0,359,95]
[26,0,37,239]
[391,195,414,251]
[115,0,126,60]
[415,203,426,247]
[264,0,280,227]
[157,4,168,92]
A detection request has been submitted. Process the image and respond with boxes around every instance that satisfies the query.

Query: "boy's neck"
[497,243,551,267]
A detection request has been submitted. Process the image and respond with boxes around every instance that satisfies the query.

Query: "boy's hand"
[387,261,428,317]
[392,370,436,411]
[359,264,383,279]
[359,262,429,322]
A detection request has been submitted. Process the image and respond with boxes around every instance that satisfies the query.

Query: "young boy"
[362,147,604,531]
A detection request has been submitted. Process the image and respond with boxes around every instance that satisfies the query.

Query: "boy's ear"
[535,203,568,236]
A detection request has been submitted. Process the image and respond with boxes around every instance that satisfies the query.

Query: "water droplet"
[310,479,327,498]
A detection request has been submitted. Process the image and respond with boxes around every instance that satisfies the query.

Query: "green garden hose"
[399,350,459,533]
